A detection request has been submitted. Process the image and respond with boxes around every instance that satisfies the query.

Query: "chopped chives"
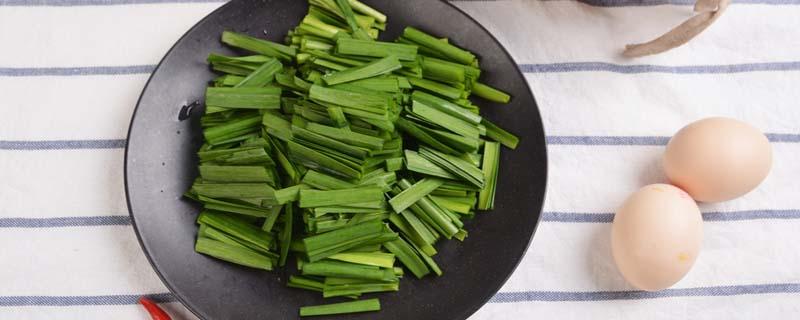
[418,147,485,188]
[323,282,399,298]
[323,55,402,85]
[403,27,476,65]
[195,237,274,270]
[407,77,463,100]
[198,165,273,183]
[278,204,293,266]
[299,298,380,317]
[302,169,357,190]
[304,122,384,150]
[478,141,501,210]
[197,211,275,251]
[482,118,520,149]
[299,187,384,208]
[221,31,296,61]
[410,100,480,138]
[193,182,275,199]
[327,251,396,268]
[383,238,429,278]
[336,38,418,61]
[412,90,482,125]
[388,178,444,213]
[472,82,511,103]
[235,58,283,87]
[404,149,456,179]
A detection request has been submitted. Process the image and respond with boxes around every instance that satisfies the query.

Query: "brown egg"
[611,184,703,291]
[663,117,772,202]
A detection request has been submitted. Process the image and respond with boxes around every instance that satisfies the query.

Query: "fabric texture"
[1,0,799,319]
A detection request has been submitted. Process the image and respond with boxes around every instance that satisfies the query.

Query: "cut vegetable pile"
[185,0,519,317]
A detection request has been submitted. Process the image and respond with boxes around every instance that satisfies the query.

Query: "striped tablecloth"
[2,0,799,319]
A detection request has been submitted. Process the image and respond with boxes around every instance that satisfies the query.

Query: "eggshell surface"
[663,117,772,202]
[611,184,703,291]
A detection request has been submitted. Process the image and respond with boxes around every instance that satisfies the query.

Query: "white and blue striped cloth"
[2,0,799,318]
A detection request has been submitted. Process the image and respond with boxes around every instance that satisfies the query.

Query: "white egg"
[611,184,703,291]
[663,117,772,202]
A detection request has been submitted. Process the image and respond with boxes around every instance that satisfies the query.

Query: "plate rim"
[124,1,549,319]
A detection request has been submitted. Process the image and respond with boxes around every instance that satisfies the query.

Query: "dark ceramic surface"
[125,0,547,319]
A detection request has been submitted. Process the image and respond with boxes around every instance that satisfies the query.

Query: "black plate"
[126,0,547,319]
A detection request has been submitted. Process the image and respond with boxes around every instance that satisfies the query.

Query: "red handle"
[139,297,172,320]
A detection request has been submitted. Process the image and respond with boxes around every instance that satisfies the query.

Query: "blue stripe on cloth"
[4,62,800,77]
[0,65,155,77]
[543,210,800,223]
[0,293,176,306]
[0,139,127,150]
[5,283,795,306]
[547,134,800,145]
[490,283,800,302]
[0,216,131,228]
[0,210,795,229]
[520,61,800,74]
[3,134,797,151]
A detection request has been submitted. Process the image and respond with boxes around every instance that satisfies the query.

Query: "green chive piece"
[299,298,380,317]
[309,85,389,114]
[395,118,459,155]
[234,58,283,88]
[478,141,501,210]
[327,106,349,128]
[274,184,310,204]
[398,180,458,239]
[195,237,274,270]
[412,91,482,125]
[261,205,283,231]
[301,220,384,261]
[288,275,324,292]
[420,55,464,84]
[198,210,275,251]
[203,114,262,142]
[327,251,396,268]
[305,122,384,150]
[348,0,386,23]
[335,0,372,40]
[198,196,272,217]
[384,157,403,172]
[482,118,520,149]
[199,165,273,183]
[323,55,402,85]
[431,195,472,214]
[302,260,395,281]
[404,150,456,179]
[199,224,275,257]
[419,147,485,188]
[336,38,418,61]
[302,169,357,190]
[192,182,275,199]
[341,77,401,93]
[383,238,429,278]
[410,100,480,138]
[288,140,362,179]
[221,31,296,61]
[323,282,399,298]
[299,187,383,208]
[407,77,463,100]
[403,27,476,65]
[472,82,511,103]
[388,178,444,213]
[278,204,293,266]
[408,237,442,276]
